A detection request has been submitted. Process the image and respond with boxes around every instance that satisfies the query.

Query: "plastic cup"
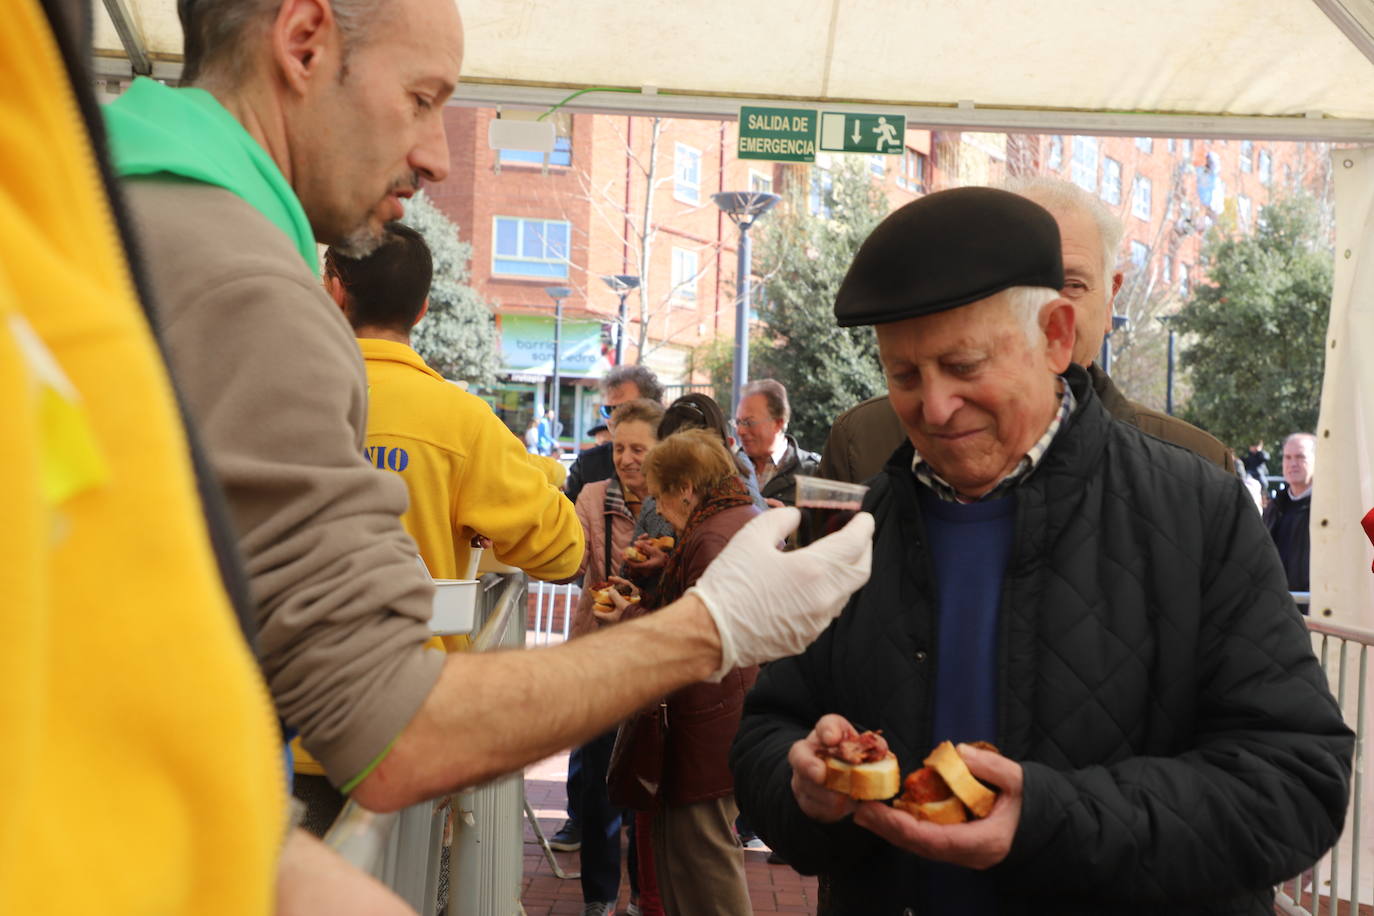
[794,475,870,511]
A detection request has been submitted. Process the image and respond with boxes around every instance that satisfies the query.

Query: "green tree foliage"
[400,192,499,387]
[1173,195,1330,450]
[748,160,891,449]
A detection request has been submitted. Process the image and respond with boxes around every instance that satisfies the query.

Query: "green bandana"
[104,77,318,274]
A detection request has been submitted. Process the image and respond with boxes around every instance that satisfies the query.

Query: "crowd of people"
[6,0,1354,914]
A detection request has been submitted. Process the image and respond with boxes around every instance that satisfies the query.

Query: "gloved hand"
[689,507,874,681]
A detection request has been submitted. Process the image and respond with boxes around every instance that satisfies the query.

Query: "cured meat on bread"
[820,730,899,800]
[892,740,999,822]
[624,536,675,562]
[591,580,640,614]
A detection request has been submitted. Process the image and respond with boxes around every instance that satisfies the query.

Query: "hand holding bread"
[591,575,640,623]
[853,740,1023,870]
[624,535,673,567]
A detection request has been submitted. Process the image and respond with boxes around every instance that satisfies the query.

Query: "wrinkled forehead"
[875,295,1020,362]
[735,394,773,420]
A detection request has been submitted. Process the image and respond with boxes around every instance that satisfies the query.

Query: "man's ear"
[1041,298,1076,373]
[414,298,430,327]
[270,0,338,95]
[1109,269,1124,305]
[323,272,348,312]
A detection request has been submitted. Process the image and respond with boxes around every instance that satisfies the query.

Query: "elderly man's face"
[1282,436,1316,495]
[1047,204,1122,367]
[877,293,1074,499]
[286,0,463,254]
[734,393,784,461]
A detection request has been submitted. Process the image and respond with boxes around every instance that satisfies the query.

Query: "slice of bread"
[923,741,996,819]
[893,794,968,824]
[823,753,899,800]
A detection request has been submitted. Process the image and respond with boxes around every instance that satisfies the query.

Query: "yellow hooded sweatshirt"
[0,3,284,912]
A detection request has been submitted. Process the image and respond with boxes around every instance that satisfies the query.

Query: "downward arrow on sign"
[851,119,862,144]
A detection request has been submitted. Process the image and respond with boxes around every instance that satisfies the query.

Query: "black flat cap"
[834,187,1064,327]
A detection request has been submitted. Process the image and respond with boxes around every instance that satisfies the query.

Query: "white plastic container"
[430,578,480,635]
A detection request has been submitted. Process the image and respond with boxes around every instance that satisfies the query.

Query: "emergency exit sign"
[818,111,906,155]
[737,106,817,163]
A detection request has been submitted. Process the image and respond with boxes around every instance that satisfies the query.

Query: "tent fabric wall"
[1313,149,1374,627]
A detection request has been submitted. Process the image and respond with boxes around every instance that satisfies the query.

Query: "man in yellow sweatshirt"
[324,223,583,583]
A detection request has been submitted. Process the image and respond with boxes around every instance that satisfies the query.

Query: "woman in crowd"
[602,428,760,914]
[624,392,764,577]
[568,398,664,916]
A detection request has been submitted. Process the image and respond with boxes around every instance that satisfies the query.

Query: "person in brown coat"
[604,429,762,914]
[820,177,1233,485]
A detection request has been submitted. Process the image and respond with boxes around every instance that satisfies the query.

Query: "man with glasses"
[819,177,1234,486]
[734,379,820,508]
[565,365,665,503]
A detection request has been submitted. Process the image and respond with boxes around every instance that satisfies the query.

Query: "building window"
[491,217,570,278]
[1182,138,1193,159]
[1238,194,1252,232]
[674,143,702,204]
[809,155,835,218]
[1179,263,1191,298]
[1101,158,1123,205]
[1167,138,1176,153]
[1240,140,1253,172]
[1164,255,1175,285]
[1283,164,1293,187]
[498,135,572,167]
[1047,136,1063,171]
[869,154,886,177]
[1130,240,1149,270]
[1258,149,1273,185]
[1132,176,1152,221]
[1071,137,1098,192]
[749,170,773,194]
[671,247,699,301]
[1135,137,1153,154]
[898,148,928,192]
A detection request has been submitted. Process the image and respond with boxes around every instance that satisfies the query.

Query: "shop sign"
[499,314,612,378]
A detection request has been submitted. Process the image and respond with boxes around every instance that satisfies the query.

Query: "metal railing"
[1276,614,1371,916]
[324,573,527,916]
[529,579,580,645]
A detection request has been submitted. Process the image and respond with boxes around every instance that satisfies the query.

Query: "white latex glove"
[688,507,874,681]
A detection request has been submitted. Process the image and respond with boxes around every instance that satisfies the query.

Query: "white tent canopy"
[91,0,1374,624]
[94,0,1374,140]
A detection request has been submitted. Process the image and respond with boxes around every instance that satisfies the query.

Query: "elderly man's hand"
[788,714,864,823]
[853,742,1022,870]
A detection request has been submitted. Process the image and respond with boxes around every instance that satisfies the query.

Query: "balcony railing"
[1276,613,1372,916]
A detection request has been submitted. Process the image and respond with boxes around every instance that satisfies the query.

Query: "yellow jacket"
[0,2,283,912]
[360,338,584,580]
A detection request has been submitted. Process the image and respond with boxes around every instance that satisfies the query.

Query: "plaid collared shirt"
[911,377,1076,503]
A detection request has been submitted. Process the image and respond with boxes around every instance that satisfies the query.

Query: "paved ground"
[521,750,819,915]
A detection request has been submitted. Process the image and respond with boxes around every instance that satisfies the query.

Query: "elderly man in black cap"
[730,187,1351,915]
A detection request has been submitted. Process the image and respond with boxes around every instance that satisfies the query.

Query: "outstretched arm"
[353,509,874,810]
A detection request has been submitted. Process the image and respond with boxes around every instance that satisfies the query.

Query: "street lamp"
[1099,313,1131,375]
[601,274,640,365]
[712,191,781,416]
[1158,314,1178,416]
[545,285,573,441]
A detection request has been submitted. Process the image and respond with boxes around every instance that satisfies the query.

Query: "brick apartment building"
[430,105,1328,441]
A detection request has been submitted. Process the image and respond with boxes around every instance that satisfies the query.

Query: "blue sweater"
[916,486,1016,916]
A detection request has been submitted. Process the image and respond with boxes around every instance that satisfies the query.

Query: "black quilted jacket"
[731,366,1353,915]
